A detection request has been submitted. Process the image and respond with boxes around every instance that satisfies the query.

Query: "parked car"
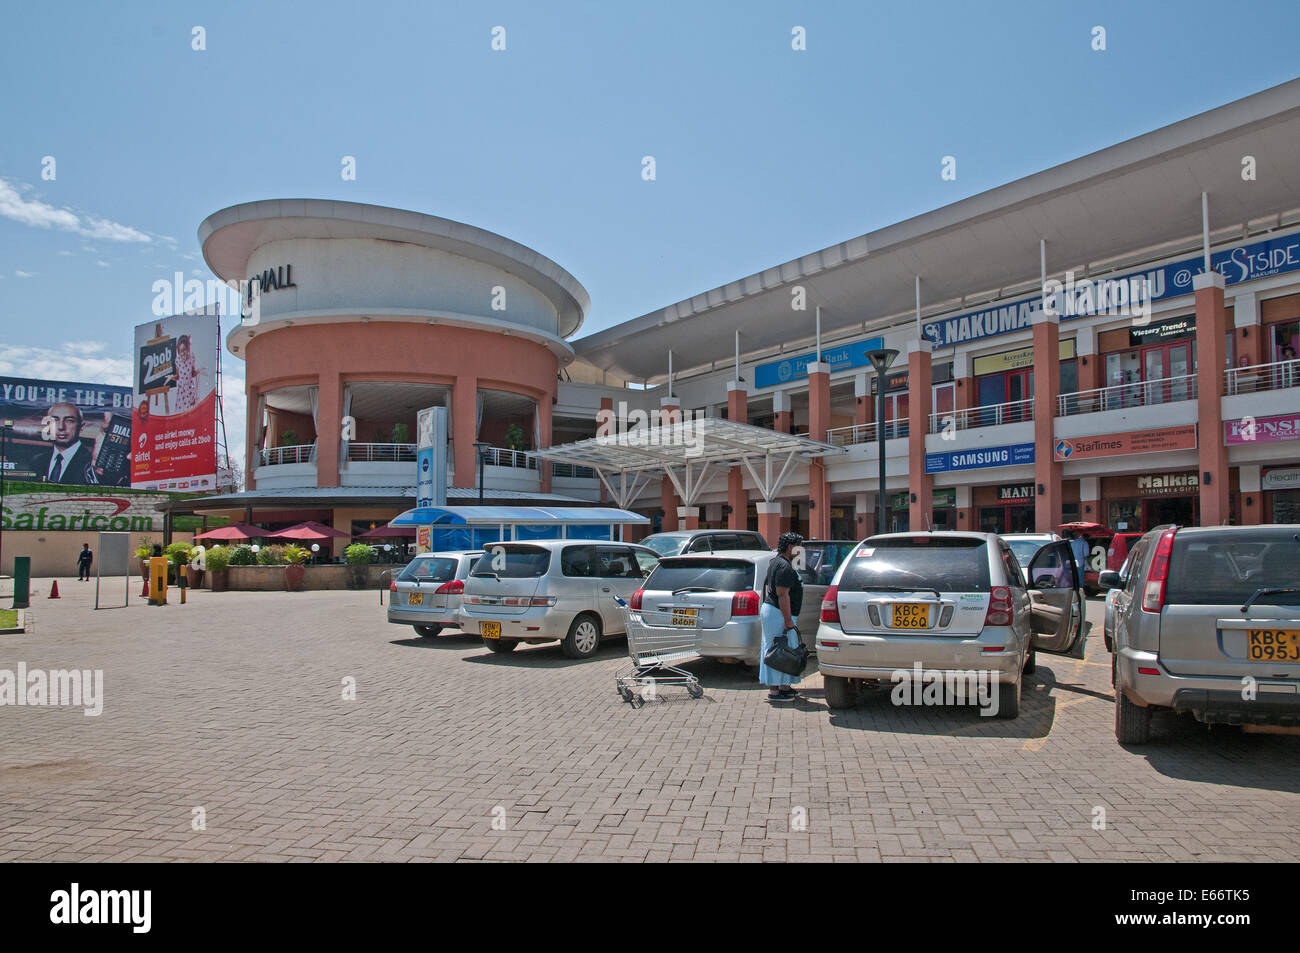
[1003,532,1085,649]
[815,532,1085,717]
[1059,522,1139,595]
[1101,524,1300,744]
[386,550,483,637]
[1106,532,1144,577]
[460,541,660,658]
[1101,552,1134,653]
[637,529,769,558]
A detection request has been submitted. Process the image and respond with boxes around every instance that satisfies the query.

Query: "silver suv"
[460,541,660,658]
[816,532,1084,718]
[638,530,769,558]
[1102,524,1300,743]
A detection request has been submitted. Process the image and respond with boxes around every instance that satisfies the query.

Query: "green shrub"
[205,545,230,572]
[283,544,310,565]
[228,545,257,566]
[390,421,410,443]
[164,541,193,569]
[257,544,286,566]
[344,543,375,566]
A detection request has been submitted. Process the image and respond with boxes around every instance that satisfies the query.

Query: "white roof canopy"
[531,417,845,507]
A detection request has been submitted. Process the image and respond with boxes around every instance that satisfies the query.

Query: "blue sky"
[2,0,1299,465]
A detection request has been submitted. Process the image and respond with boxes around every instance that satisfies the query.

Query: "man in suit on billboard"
[31,401,96,485]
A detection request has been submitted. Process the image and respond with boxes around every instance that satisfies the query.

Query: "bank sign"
[754,337,884,389]
[0,491,167,532]
[925,442,1034,473]
[922,232,1300,348]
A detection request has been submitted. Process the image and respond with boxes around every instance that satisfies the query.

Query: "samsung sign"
[926,442,1034,474]
[923,232,1300,349]
[755,337,883,389]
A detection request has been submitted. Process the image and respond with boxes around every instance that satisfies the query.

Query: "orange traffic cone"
[48,581,60,599]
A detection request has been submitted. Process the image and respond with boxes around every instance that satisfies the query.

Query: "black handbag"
[763,558,808,676]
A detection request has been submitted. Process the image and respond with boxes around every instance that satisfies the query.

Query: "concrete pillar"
[1233,292,1263,369]
[660,396,681,531]
[855,491,870,538]
[678,506,700,530]
[953,354,974,415]
[907,340,933,531]
[854,373,871,428]
[773,391,792,434]
[757,501,782,548]
[955,484,973,532]
[1032,311,1062,532]
[1079,476,1101,523]
[452,374,478,489]
[245,386,260,491]
[596,396,614,502]
[727,382,748,529]
[807,362,831,539]
[1195,272,1230,525]
[1076,326,1102,393]
[537,394,553,494]
[317,374,343,488]
[1238,464,1262,526]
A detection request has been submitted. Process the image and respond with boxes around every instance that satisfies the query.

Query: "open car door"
[1027,539,1084,655]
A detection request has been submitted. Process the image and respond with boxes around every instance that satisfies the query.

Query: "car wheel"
[413,624,442,638]
[823,675,857,710]
[483,638,518,653]
[1023,644,1037,675]
[995,677,1021,719]
[1115,689,1152,744]
[561,614,603,659]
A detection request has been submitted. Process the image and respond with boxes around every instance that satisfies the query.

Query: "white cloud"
[57,250,74,257]
[14,270,36,278]
[96,260,110,268]
[0,341,132,385]
[0,178,151,243]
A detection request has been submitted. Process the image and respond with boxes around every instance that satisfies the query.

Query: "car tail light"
[435,579,464,595]
[1141,527,1177,613]
[984,586,1013,627]
[389,580,398,591]
[820,585,840,623]
[731,590,760,616]
[462,594,481,604]
[630,589,644,610]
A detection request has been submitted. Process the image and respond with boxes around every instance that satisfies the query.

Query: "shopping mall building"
[175,77,1300,546]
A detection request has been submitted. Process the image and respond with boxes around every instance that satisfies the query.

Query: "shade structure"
[193,522,264,541]
[359,524,416,538]
[269,520,353,541]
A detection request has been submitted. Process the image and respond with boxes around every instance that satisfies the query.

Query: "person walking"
[1068,531,1090,585]
[759,531,805,702]
[77,542,93,581]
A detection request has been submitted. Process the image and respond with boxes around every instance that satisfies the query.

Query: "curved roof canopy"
[390,505,650,526]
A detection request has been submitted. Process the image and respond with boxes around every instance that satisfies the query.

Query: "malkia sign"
[1,490,168,532]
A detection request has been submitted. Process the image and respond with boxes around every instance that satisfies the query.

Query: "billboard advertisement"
[131,314,219,492]
[0,377,134,486]
[1052,425,1197,461]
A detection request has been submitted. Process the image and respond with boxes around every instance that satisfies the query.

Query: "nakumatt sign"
[923,231,1300,349]
[0,491,167,532]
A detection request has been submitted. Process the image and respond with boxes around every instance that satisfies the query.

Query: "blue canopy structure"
[388,505,650,550]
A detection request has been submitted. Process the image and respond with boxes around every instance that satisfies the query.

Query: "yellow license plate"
[407,592,422,606]
[892,603,930,629]
[1248,628,1300,662]
[672,608,698,627]
[481,621,501,639]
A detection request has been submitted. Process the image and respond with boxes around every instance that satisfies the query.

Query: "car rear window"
[398,556,458,582]
[646,558,755,593]
[796,542,855,585]
[1165,530,1300,606]
[839,537,992,593]
[470,545,550,578]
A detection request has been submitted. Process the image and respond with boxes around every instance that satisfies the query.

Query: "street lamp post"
[0,419,11,577]
[473,441,491,505]
[866,350,899,534]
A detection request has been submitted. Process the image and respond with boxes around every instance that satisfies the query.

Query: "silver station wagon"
[815,532,1085,718]
[460,541,660,658]
[387,550,484,637]
[1103,524,1300,743]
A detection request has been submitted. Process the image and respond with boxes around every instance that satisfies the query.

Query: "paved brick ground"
[1,576,1299,862]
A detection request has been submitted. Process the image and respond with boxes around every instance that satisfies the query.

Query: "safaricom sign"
[0,493,165,532]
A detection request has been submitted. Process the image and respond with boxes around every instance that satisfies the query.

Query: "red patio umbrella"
[193,522,265,541]
[358,524,416,538]
[268,520,353,541]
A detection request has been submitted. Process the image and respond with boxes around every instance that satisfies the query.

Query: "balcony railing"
[262,444,314,466]
[347,443,416,463]
[929,398,1033,433]
[826,418,909,446]
[481,446,538,470]
[1057,373,1198,417]
[1226,359,1300,396]
[551,461,597,479]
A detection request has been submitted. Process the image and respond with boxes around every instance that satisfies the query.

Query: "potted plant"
[390,421,410,444]
[205,545,230,591]
[504,423,526,452]
[186,545,205,590]
[134,537,153,584]
[283,544,309,591]
[228,544,257,566]
[164,541,193,586]
[280,429,299,447]
[344,542,375,589]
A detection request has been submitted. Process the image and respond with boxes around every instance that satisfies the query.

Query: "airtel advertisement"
[131,314,218,492]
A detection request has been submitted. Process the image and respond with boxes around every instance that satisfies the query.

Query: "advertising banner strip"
[1053,425,1197,461]
[925,442,1035,474]
[754,337,884,389]
[1224,413,1300,445]
[1,491,169,533]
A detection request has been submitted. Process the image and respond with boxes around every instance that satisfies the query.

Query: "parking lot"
[2,579,1300,862]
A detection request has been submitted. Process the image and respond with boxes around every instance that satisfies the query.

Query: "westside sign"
[925,442,1034,474]
[0,491,167,532]
[754,337,883,389]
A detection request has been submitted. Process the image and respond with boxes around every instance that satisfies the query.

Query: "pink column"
[807,362,831,539]
[453,374,478,489]
[317,374,343,488]
[727,383,747,530]
[1195,272,1230,526]
[660,397,681,531]
[1032,312,1062,533]
[907,341,933,531]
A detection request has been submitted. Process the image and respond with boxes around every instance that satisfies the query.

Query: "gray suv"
[638,530,769,558]
[1102,524,1300,743]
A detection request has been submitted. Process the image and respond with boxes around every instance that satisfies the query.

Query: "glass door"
[1143,348,1166,405]
[1168,343,1191,401]
[1006,369,1033,422]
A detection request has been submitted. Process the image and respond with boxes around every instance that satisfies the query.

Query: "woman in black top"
[759,532,804,700]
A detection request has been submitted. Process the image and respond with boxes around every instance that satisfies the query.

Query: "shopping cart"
[612,593,704,707]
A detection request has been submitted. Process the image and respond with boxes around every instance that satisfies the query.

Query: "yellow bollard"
[148,556,169,606]
[180,565,188,604]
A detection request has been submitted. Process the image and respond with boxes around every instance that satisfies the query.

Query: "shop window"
[1108,500,1141,532]
[1270,320,1300,364]
[1060,359,1077,397]
[1273,491,1300,524]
